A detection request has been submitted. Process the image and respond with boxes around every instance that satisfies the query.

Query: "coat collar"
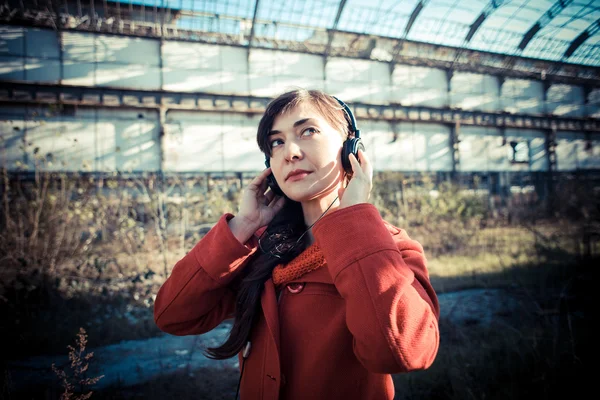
[286,263,334,285]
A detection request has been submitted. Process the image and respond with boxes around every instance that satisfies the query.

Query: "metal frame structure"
[1,1,599,177]
[518,0,576,52]
[1,0,600,87]
[2,81,598,133]
[565,18,600,59]
[0,1,598,224]
[3,79,596,174]
[388,0,429,67]
[247,0,261,56]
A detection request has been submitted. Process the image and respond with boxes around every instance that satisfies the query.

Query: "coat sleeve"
[153,213,257,336]
[313,203,440,374]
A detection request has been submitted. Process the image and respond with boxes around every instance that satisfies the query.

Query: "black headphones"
[264,97,365,197]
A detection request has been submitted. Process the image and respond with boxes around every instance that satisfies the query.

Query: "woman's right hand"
[229,168,286,243]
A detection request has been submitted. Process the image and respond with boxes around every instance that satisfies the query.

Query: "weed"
[51,327,104,400]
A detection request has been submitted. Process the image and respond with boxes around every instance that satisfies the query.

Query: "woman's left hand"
[338,149,373,209]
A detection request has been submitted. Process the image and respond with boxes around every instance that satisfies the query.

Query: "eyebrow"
[268,118,316,136]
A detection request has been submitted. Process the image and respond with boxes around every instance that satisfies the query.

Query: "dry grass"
[0,167,597,400]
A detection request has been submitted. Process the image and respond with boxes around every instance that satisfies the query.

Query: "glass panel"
[104,0,600,66]
[407,0,486,45]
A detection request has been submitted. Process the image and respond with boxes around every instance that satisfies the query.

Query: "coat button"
[286,282,305,294]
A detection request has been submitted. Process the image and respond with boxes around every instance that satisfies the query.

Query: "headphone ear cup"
[342,138,365,174]
[264,158,285,197]
[266,173,285,196]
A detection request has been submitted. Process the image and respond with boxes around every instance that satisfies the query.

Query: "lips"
[285,169,312,182]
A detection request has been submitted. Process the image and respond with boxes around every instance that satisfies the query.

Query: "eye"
[301,127,318,137]
[270,138,284,148]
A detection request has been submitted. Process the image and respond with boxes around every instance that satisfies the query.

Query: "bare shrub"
[372,172,489,257]
[51,327,104,400]
[0,166,98,302]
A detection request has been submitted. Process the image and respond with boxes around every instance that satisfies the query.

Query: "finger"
[261,166,272,177]
[257,171,271,195]
[357,148,367,163]
[348,153,362,175]
[247,168,272,191]
[357,149,373,178]
[264,189,275,205]
[267,194,283,209]
[270,195,286,214]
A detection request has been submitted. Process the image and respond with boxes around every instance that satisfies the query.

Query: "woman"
[154,89,440,400]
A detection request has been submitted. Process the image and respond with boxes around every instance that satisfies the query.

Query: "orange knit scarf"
[271,243,326,287]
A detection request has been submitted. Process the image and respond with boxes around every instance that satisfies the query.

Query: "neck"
[300,189,341,245]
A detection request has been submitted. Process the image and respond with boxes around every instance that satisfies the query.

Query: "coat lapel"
[258,265,334,374]
[261,278,280,353]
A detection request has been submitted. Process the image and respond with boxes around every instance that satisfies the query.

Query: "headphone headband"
[332,96,360,139]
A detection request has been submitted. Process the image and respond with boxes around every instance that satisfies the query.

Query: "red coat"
[154,203,440,400]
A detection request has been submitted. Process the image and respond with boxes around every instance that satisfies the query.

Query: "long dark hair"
[204,89,351,360]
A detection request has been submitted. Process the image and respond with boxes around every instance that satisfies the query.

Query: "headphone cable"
[235,358,245,400]
[235,341,252,400]
[258,195,339,258]
[236,195,339,398]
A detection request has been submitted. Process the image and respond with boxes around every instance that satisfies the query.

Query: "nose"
[283,139,303,162]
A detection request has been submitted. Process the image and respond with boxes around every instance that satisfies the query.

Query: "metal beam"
[389,0,428,66]
[2,81,599,133]
[404,0,426,37]
[464,0,508,43]
[465,12,487,43]
[450,0,508,70]
[518,0,575,51]
[323,0,347,59]
[246,0,261,63]
[247,0,261,47]
[564,18,600,59]
[449,122,460,180]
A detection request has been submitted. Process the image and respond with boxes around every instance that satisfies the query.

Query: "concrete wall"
[501,79,544,115]
[364,121,453,171]
[391,66,448,108]
[458,126,552,172]
[164,111,263,172]
[556,131,600,170]
[450,73,500,112]
[2,26,594,115]
[546,84,585,117]
[1,105,160,172]
[1,25,599,173]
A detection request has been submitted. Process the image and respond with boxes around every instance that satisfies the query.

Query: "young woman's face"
[268,102,346,202]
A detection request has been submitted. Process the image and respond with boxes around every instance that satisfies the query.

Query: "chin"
[281,190,309,203]
[282,185,338,203]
